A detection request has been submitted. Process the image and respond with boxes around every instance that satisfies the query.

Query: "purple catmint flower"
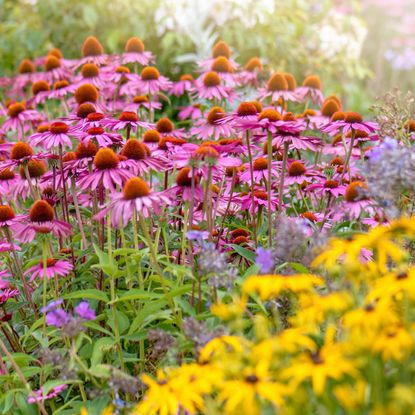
[255,247,274,273]
[41,299,64,314]
[74,301,96,320]
[46,309,70,327]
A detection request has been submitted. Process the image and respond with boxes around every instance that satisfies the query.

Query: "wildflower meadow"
[1,2,415,414]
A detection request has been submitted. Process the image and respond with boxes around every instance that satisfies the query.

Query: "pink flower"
[30,122,73,150]
[192,71,235,101]
[190,106,234,140]
[321,112,378,135]
[28,384,67,404]
[25,259,73,282]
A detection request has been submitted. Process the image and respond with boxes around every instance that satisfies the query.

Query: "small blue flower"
[186,230,209,241]
[255,247,274,273]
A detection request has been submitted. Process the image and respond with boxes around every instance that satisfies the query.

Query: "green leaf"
[93,244,118,276]
[128,300,167,334]
[91,337,117,367]
[88,364,111,379]
[229,244,256,263]
[110,289,160,304]
[63,289,109,303]
[288,262,310,274]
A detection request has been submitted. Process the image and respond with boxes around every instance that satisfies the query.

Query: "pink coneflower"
[75,127,122,148]
[219,102,260,127]
[14,200,72,243]
[238,57,263,86]
[121,37,154,66]
[178,104,202,121]
[306,178,346,198]
[75,63,106,89]
[76,112,108,131]
[102,111,153,134]
[322,112,378,135]
[0,205,18,228]
[170,74,195,96]
[0,240,21,253]
[295,75,324,105]
[75,36,108,67]
[154,136,194,159]
[202,56,239,86]
[1,142,49,170]
[25,258,73,282]
[77,148,133,192]
[242,108,285,134]
[41,55,71,83]
[118,139,170,175]
[0,288,19,305]
[0,168,18,196]
[237,189,280,213]
[212,138,246,156]
[272,126,323,152]
[342,181,373,219]
[105,65,139,85]
[258,72,299,103]
[285,161,319,186]
[322,134,361,158]
[96,177,170,226]
[155,117,186,139]
[30,122,73,150]
[193,71,234,101]
[2,103,42,139]
[63,102,97,125]
[29,80,51,105]
[11,161,48,201]
[239,157,279,185]
[197,40,239,71]
[46,80,77,100]
[27,384,67,404]
[190,106,234,140]
[124,95,162,112]
[164,167,204,203]
[133,66,172,95]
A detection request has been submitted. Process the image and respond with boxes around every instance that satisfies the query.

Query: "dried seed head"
[123,177,150,199]
[125,37,145,53]
[82,36,104,57]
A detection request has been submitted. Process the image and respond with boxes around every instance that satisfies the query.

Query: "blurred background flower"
[0,0,413,112]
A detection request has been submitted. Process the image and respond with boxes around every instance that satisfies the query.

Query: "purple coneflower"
[102,111,153,134]
[295,75,324,105]
[25,258,73,282]
[170,74,194,96]
[322,111,378,135]
[30,121,73,150]
[28,384,67,404]
[190,106,234,140]
[258,72,299,103]
[193,71,234,101]
[239,157,280,185]
[121,37,154,66]
[2,103,42,139]
[178,104,202,121]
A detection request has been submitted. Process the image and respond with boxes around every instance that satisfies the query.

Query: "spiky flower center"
[141,66,160,81]
[211,57,232,73]
[245,57,262,72]
[45,56,61,71]
[233,235,249,245]
[0,168,15,180]
[123,177,150,199]
[82,36,104,57]
[259,109,282,121]
[81,63,100,78]
[30,200,54,222]
[212,41,231,58]
[49,48,63,59]
[321,99,340,117]
[156,117,174,133]
[344,112,363,123]
[253,190,268,200]
[11,142,33,160]
[119,111,138,122]
[284,73,297,91]
[283,112,296,122]
[288,161,306,176]
[176,167,198,187]
[62,152,76,162]
[133,95,148,104]
[301,211,318,222]
[0,205,15,222]
[346,129,368,139]
[8,103,25,118]
[207,106,225,124]
[324,180,339,188]
[330,157,344,166]
[18,59,35,74]
[303,75,321,89]
[75,141,97,159]
[126,36,145,52]
[267,73,288,92]
[203,71,221,87]
[230,228,249,239]
[19,160,46,178]
[50,122,69,135]
[77,103,96,118]
[194,146,219,160]
[143,130,161,143]
[122,139,147,160]
[116,66,130,74]
[54,80,70,90]
[331,111,345,122]
[345,181,367,202]
[180,74,194,82]
[37,124,50,134]
[94,148,119,170]
[406,119,415,132]
[75,84,99,104]
[32,80,50,95]
[253,157,268,170]
[237,102,257,117]
[87,127,105,136]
